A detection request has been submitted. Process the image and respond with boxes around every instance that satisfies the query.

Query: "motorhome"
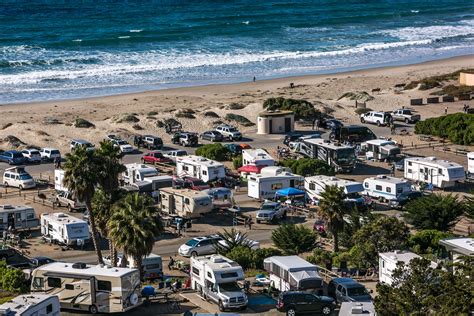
[361,139,400,161]
[242,149,275,167]
[40,213,90,247]
[379,251,436,286]
[263,255,323,293]
[191,254,248,312]
[158,188,213,218]
[295,138,356,173]
[122,163,172,192]
[0,294,60,316]
[363,175,412,202]
[305,175,365,206]
[247,166,304,200]
[404,157,465,188]
[0,205,38,232]
[30,262,142,314]
[468,152,474,180]
[3,166,36,190]
[104,253,163,280]
[176,155,225,183]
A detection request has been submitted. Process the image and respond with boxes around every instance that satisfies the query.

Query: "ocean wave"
[410,10,419,13]
[382,19,474,41]
[284,26,332,33]
[118,36,131,39]
[129,29,143,33]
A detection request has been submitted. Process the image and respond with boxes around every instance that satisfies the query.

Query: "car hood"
[179,244,191,252]
[220,291,246,300]
[320,296,335,303]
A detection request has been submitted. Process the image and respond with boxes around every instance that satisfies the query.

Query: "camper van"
[468,152,474,180]
[158,188,213,218]
[0,205,38,232]
[305,175,366,206]
[191,255,248,312]
[121,163,172,192]
[30,262,142,314]
[361,139,400,161]
[363,175,412,202]
[104,253,163,280]
[176,155,225,183]
[0,294,60,316]
[263,256,323,293]
[41,213,90,247]
[247,166,304,200]
[3,166,36,190]
[404,157,465,188]
[242,149,275,167]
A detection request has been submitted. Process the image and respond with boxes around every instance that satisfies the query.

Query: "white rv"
[363,175,412,201]
[305,175,365,205]
[0,205,38,232]
[467,152,474,180]
[176,155,225,183]
[361,139,400,161]
[191,254,248,312]
[54,169,67,192]
[263,255,323,293]
[40,213,90,247]
[30,262,142,314]
[158,188,213,218]
[242,149,275,167]
[248,166,304,200]
[0,294,60,316]
[122,163,172,192]
[404,157,465,188]
[104,253,163,280]
[379,251,437,286]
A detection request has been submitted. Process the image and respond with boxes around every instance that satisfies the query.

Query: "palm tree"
[318,185,347,252]
[213,228,253,255]
[62,146,104,264]
[108,193,162,276]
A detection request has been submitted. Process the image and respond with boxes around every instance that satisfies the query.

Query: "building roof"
[305,175,363,193]
[0,294,58,315]
[242,149,274,161]
[364,175,409,185]
[265,256,316,272]
[0,205,34,213]
[258,110,294,118]
[440,237,474,256]
[379,251,421,264]
[364,139,396,146]
[35,262,138,278]
[177,155,224,168]
[41,212,87,225]
[237,164,265,174]
[405,156,464,169]
[194,254,241,271]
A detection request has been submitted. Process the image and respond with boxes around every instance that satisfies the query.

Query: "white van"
[3,166,36,190]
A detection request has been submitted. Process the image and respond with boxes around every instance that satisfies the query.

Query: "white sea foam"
[129,29,143,33]
[242,21,250,25]
[118,36,131,39]
[411,10,419,13]
[382,19,474,41]
[72,39,82,42]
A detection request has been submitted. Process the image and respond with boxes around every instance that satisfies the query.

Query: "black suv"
[277,291,335,316]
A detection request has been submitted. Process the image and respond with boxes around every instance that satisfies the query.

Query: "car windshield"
[176,151,187,156]
[153,153,163,158]
[51,150,60,154]
[219,282,241,292]
[19,174,33,180]
[261,204,276,210]
[348,287,369,297]
[185,239,200,247]
[117,140,127,145]
[336,148,356,163]
[84,143,94,148]
[228,127,238,132]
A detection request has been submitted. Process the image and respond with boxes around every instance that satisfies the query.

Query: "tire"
[191,251,198,257]
[89,305,98,314]
[55,199,61,207]
[218,300,225,312]
[286,307,296,316]
[360,118,365,123]
[67,204,72,212]
[405,118,409,124]
[229,136,233,142]
[377,121,381,126]
[18,185,23,190]
[322,306,331,315]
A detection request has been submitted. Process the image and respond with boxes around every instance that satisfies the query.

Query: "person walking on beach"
[253,76,256,82]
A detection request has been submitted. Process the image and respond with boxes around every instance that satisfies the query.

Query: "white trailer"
[0,205,39,232]
[0,294,60,316]
[158,188,213,218]
[467,152,474,180]
[263,255,323,293]
[242,149,275,167]
[104,253,163,280]
[379,251,436,286]
[54,169,67,192]
[247,166,304,200]
[404,157,465,188]
[191,254,248,312]
[41,213,90,247]
[363,175,412,201]
[176,155,225,183]
[305,175,365,205]
[361,139,400,161]
[122,163,158,185]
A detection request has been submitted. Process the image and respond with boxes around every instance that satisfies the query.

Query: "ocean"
[1,0,473,104]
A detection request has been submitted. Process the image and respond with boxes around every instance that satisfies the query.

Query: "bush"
[74,118,95,128]
[307,249,334,270]
[203,111,220,118]
[0,261,29,293]
[147,111,158,116]
[176,109,196,119]
[271,224,317,255]
[405,69,474,90]
[281,158,334,176]
[354,107,373,115]
[263,97,321,120]
[409,229,452,255]
[430,84,474,97]
[414,113,474,145]
[195,143,230,161]
[225,113,255,126]
[232,156,243,169]
[113,114,139,123]
[227,103,246,110]
[225,247,282,270]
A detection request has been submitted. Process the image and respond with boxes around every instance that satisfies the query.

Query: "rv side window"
[407,169,412,173]
[183,166,189,171]
[438,168,443,175]
[47,277,62,288]
[386,187,391,193]
[408,161,412,166]
[145,263,161,270]
[33,277,44,288]
[46,304,53,313]
[65,284,74,290]
[192,267,200,276]
[202,170,207,175]
[375,185,382,191]
[283,270,289,281]
[309,183,315,190]
[364,182,368,188]
[27,212,35,220]
[207,272,212,278]
[184,198,190,205]
[271,183,283,190]
[97,280,112,292]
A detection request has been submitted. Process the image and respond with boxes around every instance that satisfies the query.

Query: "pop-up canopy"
[275,187,306,197]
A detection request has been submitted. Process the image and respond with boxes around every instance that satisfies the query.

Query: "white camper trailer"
[191,254,248,311]
[0,205,38,232]
[176,155,225,183]
[122,163,172,193]
[305,175,365,205]
[363,175,412,201]
[467,152,474,180]
[379,251,437,286]
[242,149,275,167]
[158,188,213,218]
[0,294,60,316]
[30,262,142,314]
[104,253,163,280]
[54,169,67,192]
[404,157,465,188]
[361,139,400,161]
[41,213,90,247]
[247,166,304,199]
[263,256,323,293]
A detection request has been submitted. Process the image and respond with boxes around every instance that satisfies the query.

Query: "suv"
[172,132,198,147]
[39,148,61,162]
[0,151,26,165]
[215,125,242,141]
[55,191,86,212]
[164,149,188,163]
[21,149,42,163]
[388,191,423,209]
[142,151,172,164]
[70,139,95,151]
[112,139,134,154]
[178,235,222,257]
[276,291,335,316]
[360,111,391,126]
[256,201,288,224]
[391,109,421,124]
[143,135,163,149]
[328,278,372,304]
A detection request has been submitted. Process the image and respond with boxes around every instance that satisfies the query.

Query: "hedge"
[263,97,321,120]
[195,143,230,161]
[414,113,474,145]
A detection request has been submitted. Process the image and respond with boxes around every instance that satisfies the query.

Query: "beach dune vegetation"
[414,113,474,145]
[74,118,95,128]
[225,113,255,126]
[263,97,321,120]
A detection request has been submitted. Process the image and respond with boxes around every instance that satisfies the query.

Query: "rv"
[104,253,163,280]
[379,251,436,286]
[363,175,412,202]
[0,294,60,316]
[191,254,248,312]
[54,169,68,192]
[305,175,366,206]
[404,157,465,188]
[176,155,225,183]
[468,152,474,180]
[3,166,36,190]
[361,139,400,161]
[40,213,90,247]
[0,205,38,232]
[247,166,304,200]
[122,163,172,192]
[30,262,142,314]
[242,149,275,167]
[263,255,323,293]
[295,138,356,173]
[158,188,213,218]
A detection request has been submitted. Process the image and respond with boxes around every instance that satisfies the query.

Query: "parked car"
[164,150,188,163]
[200,130,224,142]
[0,150,26,165]
[320,118,343,130]
[142,151,172,164]
[388,191,424,209]
[39,148,61,162]
[360,111,391,126]
[178,235,223,257]
[172,132,198,147]
[112,139,134,154]
[3,166,36,189]
[255,201,288,224]
[105,134,120,141]
[328,278,372,303]
[215,124,242,141]
[283,133,303,146]
[276,291,335,316]
[21,149,42,163]
[224,144,243,156]
[183,177,210,190]
[143,135,163,149]
[70,139,95,151]
[394,158,405,171]
[391,109,421,124]
[55,191,86,212]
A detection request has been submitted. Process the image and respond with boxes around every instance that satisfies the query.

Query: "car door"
[336,284,344,303]
[303,294,317,313]
[200,239,214,255]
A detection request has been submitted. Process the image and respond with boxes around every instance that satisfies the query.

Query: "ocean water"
[1,0,473,104]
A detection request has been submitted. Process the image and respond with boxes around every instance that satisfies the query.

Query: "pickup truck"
[391,109,421,124]
[215,124,242,141]
[255,201,288,224]
[55,191,86,212]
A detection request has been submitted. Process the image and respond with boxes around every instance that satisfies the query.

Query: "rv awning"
[238,165,265,173]
[275,187,306,197]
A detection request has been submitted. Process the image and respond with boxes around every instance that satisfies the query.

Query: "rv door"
[424,167,429,181]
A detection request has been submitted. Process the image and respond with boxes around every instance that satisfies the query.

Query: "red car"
[142,151,172,164]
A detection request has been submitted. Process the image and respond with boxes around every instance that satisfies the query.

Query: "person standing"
[253,76,256,82]
[248,216,252,230]
[444,106,448,115]
[168,256,175,271]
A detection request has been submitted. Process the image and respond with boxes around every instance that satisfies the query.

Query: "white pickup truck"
[360,111,391,126]
[391,109,421,124]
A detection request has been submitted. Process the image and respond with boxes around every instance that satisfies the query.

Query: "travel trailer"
[361,139,400,161]
[247,166,304,199]
[0,205,38,232]
[176,155,225,183]
[3,166,36,190]
[242,149,275,167]
[30,262,142,314]
[40,213,90,247]
[363,175,412,202]
[379,251,436,286]
[104,253,163,280]
[404,157,465,188]
[263,255,323,293]
[0,294,60,316]
[158,188,213,218]
[305,175,365,205]
[122,163,172,192]
[191,254,248,311]
[468,152,474,180]
[295,138,356,173]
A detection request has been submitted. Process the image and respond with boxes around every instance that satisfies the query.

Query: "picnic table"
[418,135,433,142]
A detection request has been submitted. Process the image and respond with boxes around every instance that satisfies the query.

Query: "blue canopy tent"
[275,187,306,197]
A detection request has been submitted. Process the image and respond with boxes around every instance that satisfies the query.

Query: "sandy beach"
[1,54,474,152]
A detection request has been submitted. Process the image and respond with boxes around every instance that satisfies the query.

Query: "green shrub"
[0,261,28,293]
[232,156,243,169]
[203,111,220,118]
[409,229,452,255]
[225,113,255,126]
[176,109,196,119]
[271,224,317,255]
[405,69,474,90]
[74,118,95,128]
[355,107,373,115]
[430,85,474,97]
[227,103,246,110]
[113,114,139,123]
[147,111,158,116]
[414,113,474,145]
[225,246,255,270]
[263,97,321,120]
[195,143,230,161]
[281,158,334,176]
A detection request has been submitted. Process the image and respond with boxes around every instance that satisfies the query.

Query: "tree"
[63,146,104,264]
[307,249,335,270]
[281,158,334,177]
[405,194,464,231]
[409,229,452,255]
[263,97,322,120]
[232,156,243,169]
[318,185,347,252]
[195,143,230,161]
[213,228,254,255]
[225,246,255,270]
[0,261,28,293]
[271,224,317,255]
[464,195,474,220]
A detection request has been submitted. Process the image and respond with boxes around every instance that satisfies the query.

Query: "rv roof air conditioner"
[72,262,87,269]
[427,157,437,161]
[376,175,387,179]
[210,255,225,263]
